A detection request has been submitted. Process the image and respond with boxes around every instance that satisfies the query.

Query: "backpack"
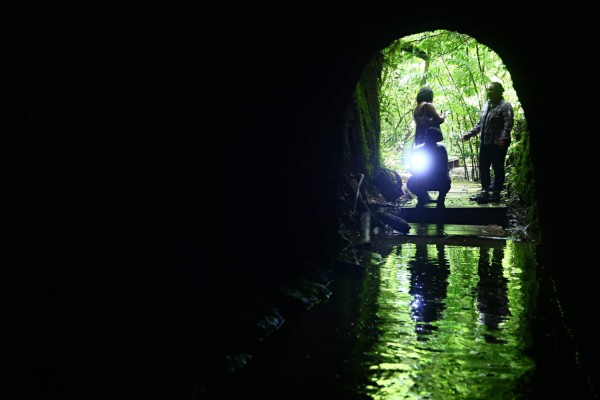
[372,167,404,202]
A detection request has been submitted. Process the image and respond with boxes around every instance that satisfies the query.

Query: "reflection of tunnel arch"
[360,238,537,399]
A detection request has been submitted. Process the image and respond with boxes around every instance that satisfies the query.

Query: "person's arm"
[426,103,445,124]
[462,104,486,141]
[462,118,482,141]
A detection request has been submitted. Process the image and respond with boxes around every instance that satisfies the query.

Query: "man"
[407,127,451,208]
[462,82,514,204]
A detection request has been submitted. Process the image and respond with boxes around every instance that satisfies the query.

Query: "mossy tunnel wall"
[5,6,598,396]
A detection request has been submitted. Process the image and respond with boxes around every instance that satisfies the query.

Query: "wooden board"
[399,179,508,226]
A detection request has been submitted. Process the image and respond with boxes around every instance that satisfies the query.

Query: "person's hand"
[498,139,508,147]
[461,134,469,141]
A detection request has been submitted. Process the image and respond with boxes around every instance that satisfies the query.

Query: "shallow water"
[347,237,535,399]
[215,226,591,399]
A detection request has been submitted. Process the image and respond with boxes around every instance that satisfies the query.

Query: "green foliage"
[343,61,383,180]
[505,119,539,233]
[355,82,374,175]
[379,30,524,173]
[379,30,537,229]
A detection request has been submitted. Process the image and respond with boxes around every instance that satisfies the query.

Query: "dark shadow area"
[4,6,598,399]
[213,236,591,400]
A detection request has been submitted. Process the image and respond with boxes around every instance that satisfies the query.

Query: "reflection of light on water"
[410,295,423,318]
[361,241,536,400]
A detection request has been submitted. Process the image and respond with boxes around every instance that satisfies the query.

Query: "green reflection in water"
[359,240,537,399]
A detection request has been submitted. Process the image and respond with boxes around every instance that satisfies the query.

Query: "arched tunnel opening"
[5,7,598,399]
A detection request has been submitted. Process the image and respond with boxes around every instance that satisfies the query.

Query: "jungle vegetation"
[378,30,537,231]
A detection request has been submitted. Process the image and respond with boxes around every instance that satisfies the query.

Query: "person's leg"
[436,176,451,208]
[407,176,428,207]
[479,145,493,193]
[473,145,493,203]
[490,145,508,201]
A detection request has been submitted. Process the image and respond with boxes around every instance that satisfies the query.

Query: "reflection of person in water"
[475,243,510,344]
[408,241,450,340]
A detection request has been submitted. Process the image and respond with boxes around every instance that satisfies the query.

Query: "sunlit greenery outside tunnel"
[367,30,537,229]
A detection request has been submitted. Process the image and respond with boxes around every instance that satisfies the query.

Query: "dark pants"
[407,172,451,200]
[479,144,508,193]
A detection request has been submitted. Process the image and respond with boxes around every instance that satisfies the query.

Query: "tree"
[379,30,524,182]
[378,30,536,230]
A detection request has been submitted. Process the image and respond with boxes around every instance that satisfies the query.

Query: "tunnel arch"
[8,8,598,397]
[316,17,597,387]
[231,12,598,386]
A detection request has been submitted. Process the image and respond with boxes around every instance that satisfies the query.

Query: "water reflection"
[476,244,509,343]
[359,238,536,400]
[409,242,449,340]
[215,237,548,400]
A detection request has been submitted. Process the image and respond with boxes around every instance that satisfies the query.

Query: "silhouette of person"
[462,81,514,204]
[407,127,451,208]
[413,86,446,146]
[475,242,510,344]
[408,241,450,340]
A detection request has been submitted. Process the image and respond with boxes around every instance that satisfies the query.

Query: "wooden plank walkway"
[399,179,508,227]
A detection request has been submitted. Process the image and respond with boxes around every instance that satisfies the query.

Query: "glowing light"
[409,151,431,174]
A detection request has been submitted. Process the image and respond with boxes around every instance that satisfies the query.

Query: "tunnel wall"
[5,6,598,396]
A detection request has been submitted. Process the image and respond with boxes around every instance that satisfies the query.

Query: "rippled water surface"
[351,237,535,399]
[216,229,589,399]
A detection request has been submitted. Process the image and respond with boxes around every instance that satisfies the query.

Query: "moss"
[506,118,539,233]
[344,54,384,180]
[355,82,374,175]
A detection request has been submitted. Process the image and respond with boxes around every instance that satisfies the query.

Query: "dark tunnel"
[4,6,598,399]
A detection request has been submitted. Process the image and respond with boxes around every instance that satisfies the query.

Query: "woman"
[413,86,445,146]
[407,127,451,208]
